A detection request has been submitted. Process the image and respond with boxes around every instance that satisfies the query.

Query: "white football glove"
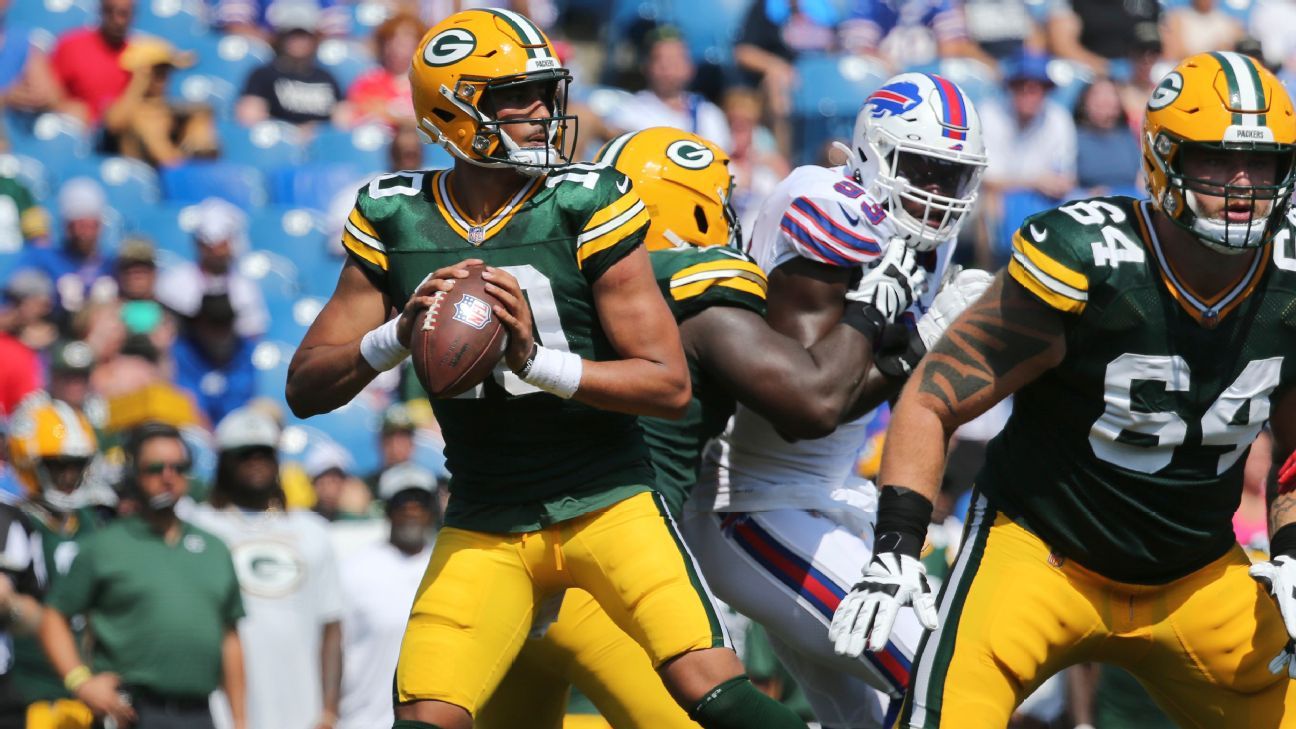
[829,552,940,658]
[846,240,929,324]
[1250,555,1296,677]
[915,266,994,350]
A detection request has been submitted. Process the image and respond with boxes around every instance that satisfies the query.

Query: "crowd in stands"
[0,0,1293,726]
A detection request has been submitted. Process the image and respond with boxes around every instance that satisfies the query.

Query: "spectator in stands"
[17,178,115,323]
[337,461,437,729]
[0,295,40,416]
[1118,21,1164,128]
[46,340,95,413]
[1047,0,1159,77]
[215,0,348,42]
[603,27,733,151]
[734,0,846,153]
[980,52,1076,199]
[50,0,135,126]
[961,0,1060,64]
[191,407,344,729]
[0,0,63,116]
[840,0,997,71]
[113,236,157,303]
[303,441,370,521]
[1163,0,1244,60]
[1250,0,1296,71]
[102,37,218,168]
[344,12,423,129]
[156,197,268,339]
[171,293,255,426]
[1073,77,1140,194]
[364,403,416,495]
[0,174,49,253]
[235,0,348,130]
[722,87,787,234]
[389,123,422,171]
[1,268,55,353]
[39,422,248,729]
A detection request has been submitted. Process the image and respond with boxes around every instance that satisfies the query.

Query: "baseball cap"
[120,36,196,72]
[377,462,436,502]
[116,236,157,268]
[58,177,107,221]
[267,0,321,33]
[303,441,355,480]
[191,197,248,247]
[1005,51,1056,89]
[50,340,96,375]
[215,407,281,452]
[381,403,416,434]
[3,268,52,302]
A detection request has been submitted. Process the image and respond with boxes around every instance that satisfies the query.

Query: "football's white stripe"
[1011,249,1088,301]
[670,269,766,288]
[576,199,645,246]
[1221,51,1262,122]
[345,220,385,252]
[909,493,990,729]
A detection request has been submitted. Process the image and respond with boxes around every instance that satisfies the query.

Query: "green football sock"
[690,675,806,728]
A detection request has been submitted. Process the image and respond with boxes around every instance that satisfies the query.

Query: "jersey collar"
[429,170,543,246]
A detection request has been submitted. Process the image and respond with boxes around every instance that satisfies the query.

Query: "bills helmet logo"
[452,294,493,330]
[865,82,922,119]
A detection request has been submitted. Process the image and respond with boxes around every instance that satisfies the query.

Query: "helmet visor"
[893,150,982,200]
[1172,143,1296,249]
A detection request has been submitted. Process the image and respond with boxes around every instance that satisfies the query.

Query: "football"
[410,265,508,398]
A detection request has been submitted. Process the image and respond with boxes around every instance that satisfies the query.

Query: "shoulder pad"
[653,246,768,321]
[1007,197,1144,315]
[774,166,890,267]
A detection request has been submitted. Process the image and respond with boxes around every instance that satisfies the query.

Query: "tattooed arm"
[876,270,1068,500]
[1266,389,1296,533]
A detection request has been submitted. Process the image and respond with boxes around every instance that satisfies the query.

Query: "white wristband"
[519,345,582,399]
[359,318,409,372]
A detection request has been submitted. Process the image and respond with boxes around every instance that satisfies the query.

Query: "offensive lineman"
[684,72,994,728]
[831,51,1296,728]
[477,126,929,728]
[285,11,804,729]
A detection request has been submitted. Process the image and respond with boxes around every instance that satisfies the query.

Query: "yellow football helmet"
[7,393,98,512]
[1143,51,1296,253]
[594,128,738,251]
[410,9,575,176]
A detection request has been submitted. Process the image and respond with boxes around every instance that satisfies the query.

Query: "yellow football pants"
[902,493,1296,728]
[396,491,727,716]
[478,589,702,729]
[25,700,93,729]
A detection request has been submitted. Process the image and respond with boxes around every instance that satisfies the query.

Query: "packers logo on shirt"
[422,29,477,67]
[232,541,305,598]
[667,140,715,170]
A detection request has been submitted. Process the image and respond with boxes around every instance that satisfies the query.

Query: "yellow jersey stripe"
[342,230,389,270]
[671,259,768,286]
[672,275,768,301]
[1009,257,1083,314]
[583,189,641,233]
[1013,233,1088,292]
[348,209,381,240]
[576,206,650,269]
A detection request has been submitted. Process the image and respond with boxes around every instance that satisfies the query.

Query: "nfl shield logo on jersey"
[865,81,922,119]
[453,294,493,330]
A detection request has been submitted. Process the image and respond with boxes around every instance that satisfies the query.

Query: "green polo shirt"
[47,517,245,698]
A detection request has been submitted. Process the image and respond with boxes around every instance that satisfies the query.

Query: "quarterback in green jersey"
[831,51,1296,728]
[475,127,931,729]
[285,11,806,729]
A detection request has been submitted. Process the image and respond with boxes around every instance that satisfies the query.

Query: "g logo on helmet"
[666,140,714,170]
[423,29,477,67]
[1148,72,1184,111]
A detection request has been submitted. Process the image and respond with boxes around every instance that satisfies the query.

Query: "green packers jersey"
[642,246,768,516]
[12,506,100,701]
[0,175,47,251]
[983,196,1296,584]
[341,165,654,533]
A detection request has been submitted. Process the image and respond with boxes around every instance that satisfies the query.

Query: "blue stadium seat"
[0,155,51,201]
[57,157,161,229]
[348,1,392,35]
[220,120,306,169]
[791,55,886,165]
[422,144,452,170]
[133,0,209,45]
[10,0,95,45]
[294,403,382,474]
[168,72,239,120]
[161,161,267,207]
[15,114,91,179]
[306,125,390,173]
[904,58,1002,113]
[247,206,320,256]
[995,189,1057,263]
[1045,59,1093,113]
[670,0,747,64]
[126,202,195,259]
[268,163,368,212]
[188,33,273,83]
[251,339,295,405]
[317,39,377,92]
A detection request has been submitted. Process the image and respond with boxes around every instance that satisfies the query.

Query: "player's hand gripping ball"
[410,264,508,398]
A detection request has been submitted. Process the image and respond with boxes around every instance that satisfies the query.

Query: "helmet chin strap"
[1184,189,1268,252]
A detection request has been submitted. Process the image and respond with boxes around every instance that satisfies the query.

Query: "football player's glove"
[831,550,939,657]
[874,266,992,378]
[1250,555,1296,677]
[845,240,928,324]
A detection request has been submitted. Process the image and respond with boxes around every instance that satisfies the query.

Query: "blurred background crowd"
[0,0,1290,726]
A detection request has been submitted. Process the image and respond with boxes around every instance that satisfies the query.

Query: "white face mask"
[1184,188,1270,253]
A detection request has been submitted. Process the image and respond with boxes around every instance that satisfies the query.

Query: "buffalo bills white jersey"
[697,164,955,515]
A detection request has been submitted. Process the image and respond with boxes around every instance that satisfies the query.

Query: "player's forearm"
[320,621,342,721]
[842,367,905,423]
[286,343,382,418]
[574,359,691,419]
[754,322,877,439]
[37,608,85,680]
[876,382,956,501]
[221,629,248,728]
